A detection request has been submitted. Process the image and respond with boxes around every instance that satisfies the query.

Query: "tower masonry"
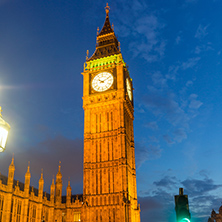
[82,4,141,222]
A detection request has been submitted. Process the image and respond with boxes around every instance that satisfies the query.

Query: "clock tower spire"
[82,4,140,222]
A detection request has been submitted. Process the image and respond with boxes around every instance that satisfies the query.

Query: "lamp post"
[0,106,10,152]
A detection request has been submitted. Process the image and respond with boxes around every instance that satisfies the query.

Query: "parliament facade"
[0,4,141,222]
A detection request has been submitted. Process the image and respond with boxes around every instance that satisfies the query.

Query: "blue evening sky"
[0,0,222,221]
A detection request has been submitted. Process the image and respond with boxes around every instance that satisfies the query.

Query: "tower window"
[0,195,4,222]
[73,212,81,222]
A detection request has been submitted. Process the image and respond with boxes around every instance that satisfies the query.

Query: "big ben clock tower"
[82,4,140,222]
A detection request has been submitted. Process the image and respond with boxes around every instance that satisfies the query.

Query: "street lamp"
[0,106,10,152]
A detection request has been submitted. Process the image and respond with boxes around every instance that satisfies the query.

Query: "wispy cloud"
[130,15,166,62]
[182,178,222,197]
[189,94,203,109]
[135,142,162,168]
[153,176,178,189]
[113,0,166,62]
[195,24,209,40]
[182,57,200,70]
[137,54,202,158]
[145,121,158,130]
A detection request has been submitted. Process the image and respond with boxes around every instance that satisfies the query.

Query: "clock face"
[92,72,114,92]
[126,78,132,101]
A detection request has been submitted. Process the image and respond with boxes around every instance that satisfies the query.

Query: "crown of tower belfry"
[87,3,120,61]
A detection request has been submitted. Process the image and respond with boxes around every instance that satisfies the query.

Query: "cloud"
[151,71,167,87]
[143,92,190,127]
[195,42,214,54]
[153,176,178,189]
[163,134,174,144]
[195,24,209,40]
[166,65,180,80]
[135,142,162,168]
[145,121,158,130]
[173,128,187,142]
[189,94,203,109]
[175,35,181,45]
[139,196,163,210]
[139,63,202,151]
[130,15,166,62]
[182,178,222,196]
[182,57,200,70]
[163,128,187,144]
[113,1,166,63]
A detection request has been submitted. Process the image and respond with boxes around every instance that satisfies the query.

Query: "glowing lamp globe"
[0,107,10,152]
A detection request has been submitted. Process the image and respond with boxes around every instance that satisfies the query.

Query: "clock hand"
[100,76,111,83]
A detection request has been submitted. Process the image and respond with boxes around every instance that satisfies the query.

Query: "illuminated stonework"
[0,4,140,222]
[0,159,83,222]
[82,4,140,222]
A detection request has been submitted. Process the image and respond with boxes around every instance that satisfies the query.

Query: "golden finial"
[51,175,55,184]
[58,161,61,172]
[105,3,110,16]
[41,168,43,178]
[10,153,14,166]
[86,50,89,60]
[27,161,30,172]
[97,27,99,35]
[112,23,114,31]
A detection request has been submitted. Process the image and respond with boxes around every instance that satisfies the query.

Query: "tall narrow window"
[0,195,4,222]
[73,212,81,222]
[96,114,98,133]
[62,212,66,222]
[113,208,115,221]
[100,169,102,194]
[96,172,98,194]
[43,208,49,222]
[100,141,102,162]
[113,170,115,192]
[107,112,109,130]
[108,169,110,193]
[110,112,113,130]
[16,200,22,222]
[10,198,13,222]
[96,210,98,221]
[26,204,29,222]
[32,205,36,222]
[107,139,110,161]
[96,141,98,162]
[99,113,101,132]
[92,171,95,194]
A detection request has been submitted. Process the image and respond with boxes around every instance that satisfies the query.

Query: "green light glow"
[180,218,190,222]
[84,54,125,71]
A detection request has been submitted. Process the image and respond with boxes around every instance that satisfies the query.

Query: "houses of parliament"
[0,4,141,222]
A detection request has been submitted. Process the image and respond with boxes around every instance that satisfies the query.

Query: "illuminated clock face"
[92,72,114,92]
[126,78,132,100]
